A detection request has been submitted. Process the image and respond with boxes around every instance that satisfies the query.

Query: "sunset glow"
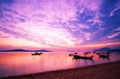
[0,0,120,50]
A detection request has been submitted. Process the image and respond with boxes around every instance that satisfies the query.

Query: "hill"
[94,47,120,52]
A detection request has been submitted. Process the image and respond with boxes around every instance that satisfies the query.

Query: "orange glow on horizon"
[0,38,120,50]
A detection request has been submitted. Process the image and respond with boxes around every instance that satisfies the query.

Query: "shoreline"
[1,61,120,79]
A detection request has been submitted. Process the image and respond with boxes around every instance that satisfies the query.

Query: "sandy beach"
[1,61,120,79]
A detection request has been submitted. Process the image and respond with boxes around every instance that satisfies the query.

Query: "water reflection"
[0,52,120,77]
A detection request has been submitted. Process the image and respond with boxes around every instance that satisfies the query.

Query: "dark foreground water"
[0,52,120,77]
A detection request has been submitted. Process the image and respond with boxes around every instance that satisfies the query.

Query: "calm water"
[0,52,120,77]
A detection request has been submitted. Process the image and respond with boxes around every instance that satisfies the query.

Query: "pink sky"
[0,0,120,51]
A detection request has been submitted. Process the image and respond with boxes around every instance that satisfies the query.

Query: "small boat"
[73,55,94,60]
[84,52,91,55]
[97,53,110,60]
[32,52,42,55]
[69,53,73,56]
[74,52,78,54]
[98,54,109,58]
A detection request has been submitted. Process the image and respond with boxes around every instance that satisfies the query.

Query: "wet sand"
[1,61,120,79]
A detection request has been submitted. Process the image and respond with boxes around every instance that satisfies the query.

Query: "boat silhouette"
[32,52,42,55]
[72,54,94,60]
[98,53,110,60]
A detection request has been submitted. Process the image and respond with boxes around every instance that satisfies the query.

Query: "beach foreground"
[1,61,120,79]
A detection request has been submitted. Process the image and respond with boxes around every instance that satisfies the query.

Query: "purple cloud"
[0,0,120,48]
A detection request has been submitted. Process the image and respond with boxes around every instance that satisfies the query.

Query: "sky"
[0,0,120,51]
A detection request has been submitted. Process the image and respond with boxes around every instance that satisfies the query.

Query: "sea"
[0,52,120,78]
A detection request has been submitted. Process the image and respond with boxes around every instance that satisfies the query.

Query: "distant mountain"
[11,49,28,51]
[110,49,120,52]
[35,49,51,52]
[99,47,111,51]
[0,49,29,52]
[94,47,120,52]
[0,49,51,52]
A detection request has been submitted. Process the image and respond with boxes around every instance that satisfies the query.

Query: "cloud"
[24,26,77,47]
[74,0,102,11]
[86,12,103,26]
[108,32,120,39]
[0,24,77,47]
[0,32,10,38]
[116,27,120,31]
[0,0,120,49]
[0,7,28,26]
[84,32,91,41]
[109,2,120,17]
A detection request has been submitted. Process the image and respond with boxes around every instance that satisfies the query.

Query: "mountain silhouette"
[0,49,51,52]
[94,47,120,52]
